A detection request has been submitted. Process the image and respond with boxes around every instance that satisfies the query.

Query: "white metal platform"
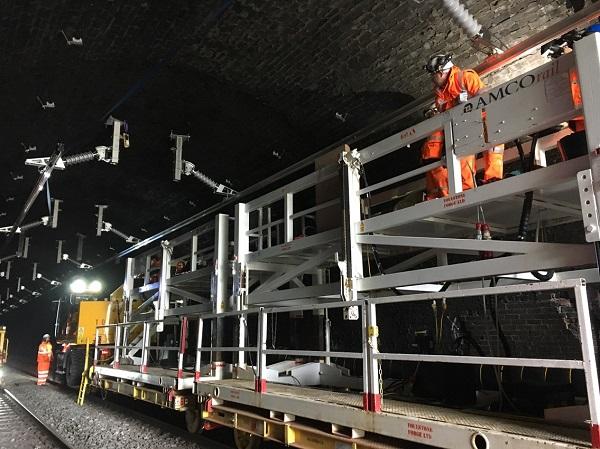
[201,379,590,449]
[94,364,197,390]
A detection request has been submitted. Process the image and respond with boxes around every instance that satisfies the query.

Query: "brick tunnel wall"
[375,288,592,362]
[182,0,597,147]
[324,287,598,374]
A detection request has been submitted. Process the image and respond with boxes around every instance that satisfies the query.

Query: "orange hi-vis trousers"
[422,130,503,200]
[37,361,50,385]
[482,149,504,182]
[425,157,476,200]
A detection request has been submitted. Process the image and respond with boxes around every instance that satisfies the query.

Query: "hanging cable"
[516,135,538,241]
[515,140,527,172]
[484,277,523,413]
[515,136,554,281]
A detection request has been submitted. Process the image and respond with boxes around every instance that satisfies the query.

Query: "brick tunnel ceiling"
[0,0,592,290]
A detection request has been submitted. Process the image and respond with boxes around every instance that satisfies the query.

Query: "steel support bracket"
[578,169,600,242]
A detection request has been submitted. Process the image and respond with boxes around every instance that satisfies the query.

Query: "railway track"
[0,387,75,449]
[3,365,239,449]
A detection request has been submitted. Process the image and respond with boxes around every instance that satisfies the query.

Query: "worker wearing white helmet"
[36,333,53,386]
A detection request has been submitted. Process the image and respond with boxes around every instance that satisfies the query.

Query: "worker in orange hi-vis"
[36,333,53,386]
[421,54,504,200]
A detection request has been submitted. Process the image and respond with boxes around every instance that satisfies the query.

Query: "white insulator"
[442,0,482,37]
[63,150,99,166]
[191,170,219,190]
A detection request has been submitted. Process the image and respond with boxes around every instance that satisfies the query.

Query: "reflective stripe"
[456,70,464,92]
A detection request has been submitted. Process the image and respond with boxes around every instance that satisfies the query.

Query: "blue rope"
[46,179,52,215]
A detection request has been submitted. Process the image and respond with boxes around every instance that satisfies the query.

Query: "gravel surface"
[0,390,65,449]
[3,367,234,449]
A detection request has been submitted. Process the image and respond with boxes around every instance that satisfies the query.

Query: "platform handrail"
[359,279,600,425]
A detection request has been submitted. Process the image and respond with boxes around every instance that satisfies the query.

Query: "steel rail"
[1,388,75,449]
[106,3,600,264]
[5,366,232,449]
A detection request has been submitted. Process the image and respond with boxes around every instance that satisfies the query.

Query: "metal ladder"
[76,339,91,406]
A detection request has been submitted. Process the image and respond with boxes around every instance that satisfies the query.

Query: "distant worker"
[422,54,504,200]
[174,259,189,275]
[149,255,161,283]
[36,333,53,386]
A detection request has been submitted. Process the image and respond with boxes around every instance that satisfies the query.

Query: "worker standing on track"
[422,54,504,200]
[36,333,53,386]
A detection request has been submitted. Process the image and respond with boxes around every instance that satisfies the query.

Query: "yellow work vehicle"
[53,288,125,387]
[0,326,7,364]
[0,326,7,385]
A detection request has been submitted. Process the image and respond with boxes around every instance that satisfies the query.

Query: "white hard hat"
[424,54,454,73]
[42,333,50,339]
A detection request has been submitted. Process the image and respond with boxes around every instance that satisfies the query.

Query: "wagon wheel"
[233,429,262,449]
[185,408,204,434]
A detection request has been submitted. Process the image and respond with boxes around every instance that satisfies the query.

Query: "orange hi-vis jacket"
[37,341,52,385]
[436,67,483,113]
[37,341,52,363]
[569,68,584,132]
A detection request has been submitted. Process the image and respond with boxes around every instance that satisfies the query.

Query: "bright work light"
[70,278,87,294]
[69,278,103,295]
[88,280,102,293]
